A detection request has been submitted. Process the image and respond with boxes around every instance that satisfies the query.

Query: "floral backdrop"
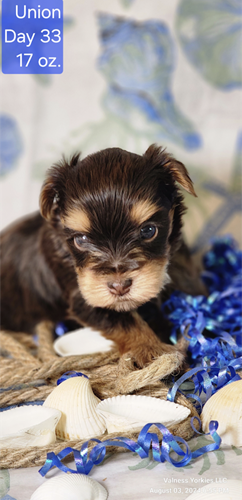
[0,0,241,250]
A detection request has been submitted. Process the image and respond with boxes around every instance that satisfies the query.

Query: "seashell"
[184,479,242,499]
[0,405,61,449]
[54,327,114,357]
[43,375,106,440]
[201,380,242,446]
[96,395,190,433]
[30,473,108,500]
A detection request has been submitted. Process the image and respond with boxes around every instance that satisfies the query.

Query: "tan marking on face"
[75,257,170,311]
[61,208,91,233]
[130,200,159,226]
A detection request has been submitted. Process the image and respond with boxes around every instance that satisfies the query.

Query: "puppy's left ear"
[144,144,197,197]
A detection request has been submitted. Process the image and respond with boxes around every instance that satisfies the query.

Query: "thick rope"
[0,331,40,366]
[37,321,59,362]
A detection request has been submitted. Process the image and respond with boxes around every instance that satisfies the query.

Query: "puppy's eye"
[140,224,157,240]
[74,234,88,248]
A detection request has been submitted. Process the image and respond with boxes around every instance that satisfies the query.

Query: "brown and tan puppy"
[0,145,204,367]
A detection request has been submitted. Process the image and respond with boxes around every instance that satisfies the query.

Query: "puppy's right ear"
[40,153,81,220]
[39,168,60,220]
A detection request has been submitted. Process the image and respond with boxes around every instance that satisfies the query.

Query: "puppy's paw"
[128,341,182,369]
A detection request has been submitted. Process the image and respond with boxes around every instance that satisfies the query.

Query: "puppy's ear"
[40,153,81,220]
[144,144,197,197]
[39,169,60,220]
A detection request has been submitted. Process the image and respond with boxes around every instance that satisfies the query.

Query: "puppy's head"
[40,145,196,311]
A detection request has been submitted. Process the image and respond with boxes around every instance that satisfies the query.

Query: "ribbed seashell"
[30,474,108,500]
[96,395,190,433]
[54,327,114,356]
[43,375,106,440]
[201,380,242,446]
[0,405,61,449]
[184,479,242,499]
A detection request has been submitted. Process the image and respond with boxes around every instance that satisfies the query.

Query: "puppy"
[0,145,204,367]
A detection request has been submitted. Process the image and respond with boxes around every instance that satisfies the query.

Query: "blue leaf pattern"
[0,115,23,176]
[0,470,10,499]
[97,13,201,149]
[2,496,16,500]
[176,0,242,89]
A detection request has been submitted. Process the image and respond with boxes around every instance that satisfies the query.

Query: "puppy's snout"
[107,278,132,296]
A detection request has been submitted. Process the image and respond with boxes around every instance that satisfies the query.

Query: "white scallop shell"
[54,328,114,357]
[201,380,242,446]
[43,375,106,440]
[96,395,190,433]
[30,473,108,500]
[0,405,61,449]
[184,479,242,499]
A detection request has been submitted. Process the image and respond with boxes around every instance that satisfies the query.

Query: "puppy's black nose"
[107,279,132,296]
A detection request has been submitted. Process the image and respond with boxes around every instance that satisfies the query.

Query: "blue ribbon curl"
[39,419,221,476]
[166,359,242,412]
[57,371,88,385]
[163,237,242,371]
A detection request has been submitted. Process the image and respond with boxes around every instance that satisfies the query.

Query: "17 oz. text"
[16,53,60,67]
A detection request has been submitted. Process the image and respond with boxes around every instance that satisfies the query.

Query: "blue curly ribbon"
[202,236,242,292]
[39,419,221,476]
[164,237,242,410]
[166,359,242,411]
[164,289,242,367]
[57,372,88,385]
[163,237,242,370]
[189,418,221,459]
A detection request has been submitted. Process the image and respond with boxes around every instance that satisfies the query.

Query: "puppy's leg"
[107,312,185,368]
[69,290,184,368]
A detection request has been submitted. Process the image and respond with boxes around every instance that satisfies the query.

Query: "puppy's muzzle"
[107,278,132,296]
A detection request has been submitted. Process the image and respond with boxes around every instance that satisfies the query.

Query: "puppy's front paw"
[128,341,181,369]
